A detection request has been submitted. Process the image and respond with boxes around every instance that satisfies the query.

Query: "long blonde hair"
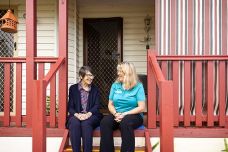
[116,62,138,89]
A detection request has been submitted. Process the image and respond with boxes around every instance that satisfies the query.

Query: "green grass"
[222,139,228,152]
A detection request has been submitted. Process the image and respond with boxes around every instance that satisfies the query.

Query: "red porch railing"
[33,57,65,152]
[155,55,228,128]
[0,57,65,129]
[148,51,228,128]
[147,49,228,150]
[147,50,174,152]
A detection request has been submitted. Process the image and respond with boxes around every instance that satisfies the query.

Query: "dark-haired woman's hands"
[74,112,92,121]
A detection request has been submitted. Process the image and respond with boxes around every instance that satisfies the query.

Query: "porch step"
[64,146,145,152]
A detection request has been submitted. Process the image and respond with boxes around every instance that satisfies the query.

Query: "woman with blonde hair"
[100,61,146,152]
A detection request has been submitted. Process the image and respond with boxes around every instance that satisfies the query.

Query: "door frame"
[83,17,123,65]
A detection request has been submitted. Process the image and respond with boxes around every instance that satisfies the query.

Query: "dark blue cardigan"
[66,83,103,126]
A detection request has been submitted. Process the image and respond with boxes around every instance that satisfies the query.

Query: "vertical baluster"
[219,61,225,126]
[4,63,11,127]
[206,61,214,126]
[172,61,179,126]
[50,63,56,127]
[195,61,202,126]
[184,61,191,126]
[16,63,22,127]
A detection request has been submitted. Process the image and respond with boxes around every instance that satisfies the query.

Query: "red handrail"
[157,55,228,61]
[43,57,65,84]
[147,49,174,152]
[33,57,65,152]
[148,51,165,82]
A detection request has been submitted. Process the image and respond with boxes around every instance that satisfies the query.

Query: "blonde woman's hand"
[114,112,129,122]
[114,113,123,122]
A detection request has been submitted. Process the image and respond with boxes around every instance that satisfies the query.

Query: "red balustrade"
[147,50,228,151]
[0,57,65,129]
[147,53,228,128]
[152,55,228,128]
[147,50,174,152]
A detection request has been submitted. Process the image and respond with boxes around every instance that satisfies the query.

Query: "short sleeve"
[109,83,115,100]
[136,83,146,101]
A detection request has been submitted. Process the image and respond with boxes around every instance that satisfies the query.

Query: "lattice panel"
[87,21,119,109]
[0,10,14,112]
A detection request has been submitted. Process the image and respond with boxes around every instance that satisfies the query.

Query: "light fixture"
[0,0,19,33]
[140,14,152,49]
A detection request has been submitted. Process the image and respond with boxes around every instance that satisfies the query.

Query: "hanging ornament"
[0,0,19,33]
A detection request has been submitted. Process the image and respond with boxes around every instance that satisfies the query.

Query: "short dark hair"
[79,66,93,78]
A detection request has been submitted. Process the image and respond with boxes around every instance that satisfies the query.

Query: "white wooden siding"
[17,0,57,57]
[78,4,155,74]
[68,0,78,87]
[0,0,79,114]
[13,0,57,114]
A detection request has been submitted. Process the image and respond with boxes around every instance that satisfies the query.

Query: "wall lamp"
[140,14,152,49]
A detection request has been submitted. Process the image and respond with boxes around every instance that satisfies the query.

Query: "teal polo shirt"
[109,82,146,114]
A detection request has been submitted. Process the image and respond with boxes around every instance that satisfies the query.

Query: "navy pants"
[67,116,100,152]
[100,114,143,152]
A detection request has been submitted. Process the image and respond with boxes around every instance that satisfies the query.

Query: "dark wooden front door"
[83,17,123,110]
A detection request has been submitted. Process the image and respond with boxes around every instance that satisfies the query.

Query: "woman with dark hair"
[100,62,146,152]
[66,66,102,152]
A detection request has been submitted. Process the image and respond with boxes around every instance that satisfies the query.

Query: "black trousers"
[100,114,143,152]
[67,116,100,152]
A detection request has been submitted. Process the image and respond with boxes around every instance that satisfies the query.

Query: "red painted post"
[26,0,37,128]
[159,81,174,152]
[58,0,68,129]
[33,80,46,152]
[145,129,152,152]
